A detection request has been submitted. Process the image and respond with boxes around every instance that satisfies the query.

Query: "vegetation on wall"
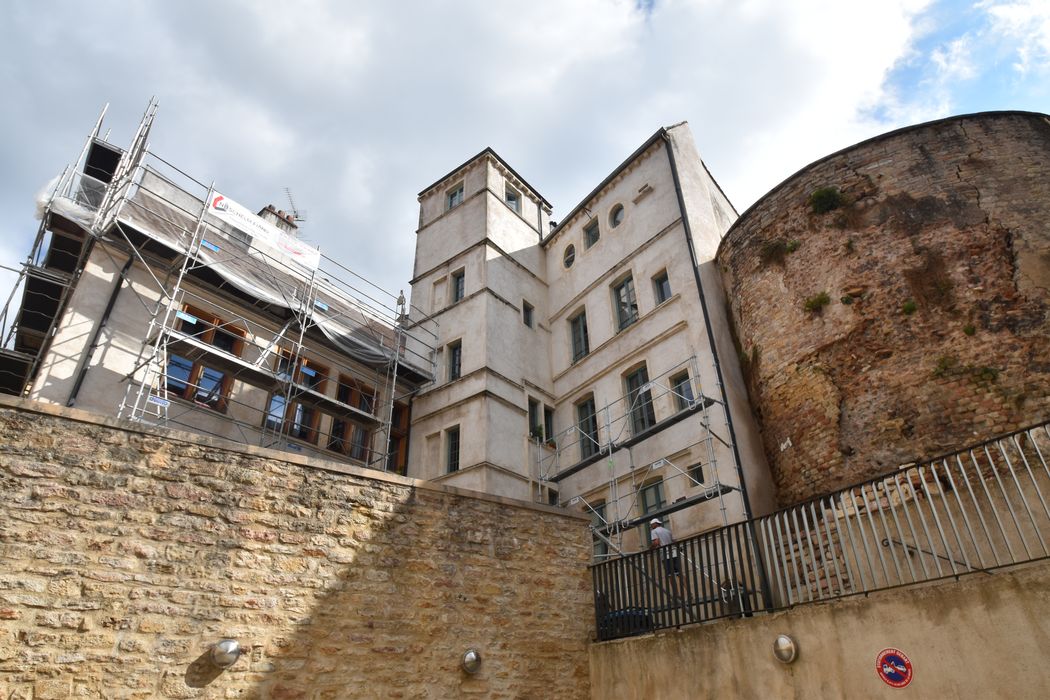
[804,291,831,313]
[809,187,845,214]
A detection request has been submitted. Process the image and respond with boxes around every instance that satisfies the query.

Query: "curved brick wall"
[717,112,1050,506]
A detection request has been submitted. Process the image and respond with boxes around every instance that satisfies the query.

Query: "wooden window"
[164,306,245,412]
[576,396,598,459]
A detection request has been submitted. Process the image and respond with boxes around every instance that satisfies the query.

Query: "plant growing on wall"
[809,187,845,214]
[804,291,831,313]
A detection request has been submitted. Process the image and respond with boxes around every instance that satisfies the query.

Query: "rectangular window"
[688,462,704,486]
[613,276,639,330]
[522,300,534,328]
[592,501,609,559]
[671,371,694,411]
[451,270,465,302]
[264,352,329,443]
[547,488,559,506]
[625,365,657,435]
[336,377,376,415]
[505,186,521,213]
[447,183,464,210]
[640,480,665,544]
[448,340,462,381]
[569,310,589,363]
[653,270,671,304]
[576,396,599,459]
[446,426,461,473]
[584,220,600,249]
[386,402,410,475]
[165,306,244,412]
[528,398,542,440]
[543,405,554,445]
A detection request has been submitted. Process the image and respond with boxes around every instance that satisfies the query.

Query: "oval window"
[563,244,576,268]
[610,204,624,228]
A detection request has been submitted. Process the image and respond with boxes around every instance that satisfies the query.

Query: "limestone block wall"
[716,111,1050,506]
[0,396,592,699]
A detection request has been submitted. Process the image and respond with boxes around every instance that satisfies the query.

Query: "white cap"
[650,518,661,526]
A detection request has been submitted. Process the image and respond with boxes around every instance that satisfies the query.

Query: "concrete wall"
[590,560,1050,699]
[0,396,592,699]
[717,111,1050,506]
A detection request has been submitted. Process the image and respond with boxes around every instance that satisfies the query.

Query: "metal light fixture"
[211,639,242,668]
[772,634,798,664]
[461,648,482,674]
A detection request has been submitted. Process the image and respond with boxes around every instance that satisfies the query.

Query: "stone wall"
[716,111,1050,506]
[590,559,1050,699]
[0,396,592,699]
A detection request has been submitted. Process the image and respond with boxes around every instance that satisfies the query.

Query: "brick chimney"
[257,204,299,235]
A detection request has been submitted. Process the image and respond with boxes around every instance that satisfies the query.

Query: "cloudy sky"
[1,0,1048,312]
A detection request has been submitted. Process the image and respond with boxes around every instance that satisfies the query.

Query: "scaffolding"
[533,355,739,558]
[0,102,438,472]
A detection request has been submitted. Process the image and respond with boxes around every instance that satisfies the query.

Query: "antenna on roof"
[284,187,308,223]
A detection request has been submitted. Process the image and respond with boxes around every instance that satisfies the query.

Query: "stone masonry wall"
[0,396,592,699]
[717,112,1050,506]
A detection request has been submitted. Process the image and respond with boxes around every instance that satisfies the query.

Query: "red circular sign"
[876,648,913,688]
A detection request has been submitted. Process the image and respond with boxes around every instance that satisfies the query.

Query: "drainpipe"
[67,255,134,407]
[661,131,774,608]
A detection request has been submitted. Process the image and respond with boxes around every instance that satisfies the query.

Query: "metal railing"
[592,420,1050,640]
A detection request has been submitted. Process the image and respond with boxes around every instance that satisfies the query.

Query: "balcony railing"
[592,420,1050,640]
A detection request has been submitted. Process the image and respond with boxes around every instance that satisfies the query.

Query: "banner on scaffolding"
[207,191,320,273]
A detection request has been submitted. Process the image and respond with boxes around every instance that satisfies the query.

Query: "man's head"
[650,518,661,527]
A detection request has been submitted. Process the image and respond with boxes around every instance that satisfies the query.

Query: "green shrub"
[809,187,845,214]
[901,299,917,315]
[963,324,976,336]
[840,295,853,305]
[932,355,957,378]
[786,239,800,253]
[804,291,831,313]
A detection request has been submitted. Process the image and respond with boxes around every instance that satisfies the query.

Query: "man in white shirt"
[650,517,681,596]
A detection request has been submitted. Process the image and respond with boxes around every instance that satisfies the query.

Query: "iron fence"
[592,420,1050,641]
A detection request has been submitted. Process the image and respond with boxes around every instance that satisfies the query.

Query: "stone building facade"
[405,125,775,555]
[716,111,1050,505]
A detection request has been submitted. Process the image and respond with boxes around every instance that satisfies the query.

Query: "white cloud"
[1,0,1043,303]
[980,0,1050,75]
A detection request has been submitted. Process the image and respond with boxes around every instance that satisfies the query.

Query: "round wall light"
[772,634,798,664]
[461,648,482,674]
[211,639,242,668]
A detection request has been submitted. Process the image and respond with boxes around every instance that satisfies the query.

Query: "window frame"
[450,269,465,303]
[448,339,463,381]
[639,479,666,544]
[165,306,246,413]
[522,300,534,328]
[609,204,625,228]
[446,182,464,210]
[263,352,331,445]
[583,219,600,249]
[563,244,576,268]
[612,275,639,331]
[569,309,590,363]
[505,185,521,213]
[446,426,461,473]
[670,370,694,411]
[576,395,599,459]
[653,270,672,305]
[624,364,657,435]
